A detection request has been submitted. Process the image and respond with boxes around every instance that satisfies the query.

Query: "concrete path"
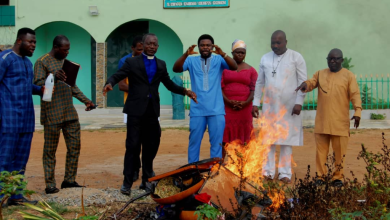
[33,106,390,130]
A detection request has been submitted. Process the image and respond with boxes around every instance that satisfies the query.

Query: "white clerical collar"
[142,53,154,60]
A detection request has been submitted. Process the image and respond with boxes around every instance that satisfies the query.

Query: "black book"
[62,59,80,87]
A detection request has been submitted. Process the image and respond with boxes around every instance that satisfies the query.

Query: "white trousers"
[123,114,127,123]
[262,145,292,179]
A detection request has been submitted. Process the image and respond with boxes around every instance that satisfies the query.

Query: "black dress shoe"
[332,179,343,187]
[45,187,60,194]
[61,181,85,189]
[7,197,38,206]
[120,185,131,196]
[139,182,153,192]
[139,181,146,190]
[133,170,140,182]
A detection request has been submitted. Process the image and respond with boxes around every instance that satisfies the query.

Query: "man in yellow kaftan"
[296,48,362,187]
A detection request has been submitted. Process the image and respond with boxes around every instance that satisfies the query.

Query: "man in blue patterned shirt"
[0,28,43,206]
[173,34,237,163]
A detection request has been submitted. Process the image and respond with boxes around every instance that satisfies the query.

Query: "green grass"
[3,205,28,219]
[47,202,72,215]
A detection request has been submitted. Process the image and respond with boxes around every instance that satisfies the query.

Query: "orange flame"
[268,189,286,211]
[224,106,290,211]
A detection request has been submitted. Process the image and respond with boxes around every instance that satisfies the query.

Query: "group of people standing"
[0,27,362,205]
[104,30,361,196]
[1,28,96,206]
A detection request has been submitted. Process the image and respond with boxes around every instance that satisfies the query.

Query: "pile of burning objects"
[113,158,273,220]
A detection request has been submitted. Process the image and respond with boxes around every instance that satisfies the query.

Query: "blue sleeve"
[32,84,42,95]
[183,57,190,72]
[220,56,229,70]
[118,58,125,70]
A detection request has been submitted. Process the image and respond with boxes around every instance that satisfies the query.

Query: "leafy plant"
[371,113,386,120]
[0,171,34,220]
[19,201,101,220]
[194,203,222,220]
[20,180,104,220]
[342,57,355,70]
[270,132,390,219]
[19,200,66,220]
[360,84,376,107]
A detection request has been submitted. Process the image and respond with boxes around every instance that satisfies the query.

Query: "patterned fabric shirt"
[34,54,90,125]
[183,54,229,116]
[0,49,42,133]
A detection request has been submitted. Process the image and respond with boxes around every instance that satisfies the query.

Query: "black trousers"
[123,101,161,188]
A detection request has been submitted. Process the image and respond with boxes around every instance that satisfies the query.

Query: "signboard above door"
[164,0,229,9]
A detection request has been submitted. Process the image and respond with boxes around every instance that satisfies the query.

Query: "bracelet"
[223,53,227,58]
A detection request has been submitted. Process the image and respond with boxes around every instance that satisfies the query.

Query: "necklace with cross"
[272,52,286,77]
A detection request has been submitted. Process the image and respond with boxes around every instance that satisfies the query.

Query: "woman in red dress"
[222,40,258,150]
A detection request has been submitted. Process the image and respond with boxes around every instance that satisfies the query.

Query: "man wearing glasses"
[295,48,362,187]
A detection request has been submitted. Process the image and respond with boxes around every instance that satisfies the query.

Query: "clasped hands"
[227,99,247,111]
[186,44,226,57]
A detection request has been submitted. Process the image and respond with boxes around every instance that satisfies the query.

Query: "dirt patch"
[26,128,387,194]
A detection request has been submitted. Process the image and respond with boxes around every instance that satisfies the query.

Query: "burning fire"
[224,106,290,211]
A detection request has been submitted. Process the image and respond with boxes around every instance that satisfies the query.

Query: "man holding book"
[34,35,96,194]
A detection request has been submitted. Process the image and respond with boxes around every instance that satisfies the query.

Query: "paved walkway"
[34,106,390,130]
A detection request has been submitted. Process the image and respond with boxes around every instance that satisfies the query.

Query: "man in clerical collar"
[103,33,197,196]
[173,34,237,163]
[296,48,362,187]
[252,30,308,184]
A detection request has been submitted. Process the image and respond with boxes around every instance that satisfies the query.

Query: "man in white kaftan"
[252,30,307,183]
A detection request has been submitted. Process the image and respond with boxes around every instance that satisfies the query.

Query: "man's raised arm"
[173,45,198,73]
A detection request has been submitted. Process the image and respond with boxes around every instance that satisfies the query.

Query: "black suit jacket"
[106,55,185,117]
